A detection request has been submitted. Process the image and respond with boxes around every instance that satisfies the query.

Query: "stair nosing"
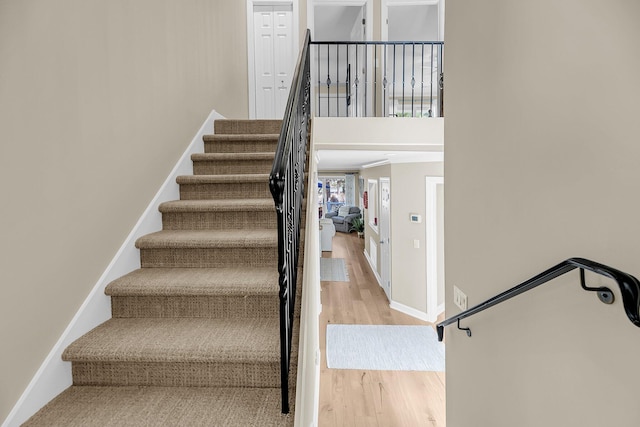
[203,134,280,141]
[105,267,279,297]
[176,174,270,184]
[159,199,275,213]
[62,318,280,364]
[135,230,278,249]
[191,153,275,161]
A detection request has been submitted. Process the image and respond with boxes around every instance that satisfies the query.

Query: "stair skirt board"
[9,112,302,427]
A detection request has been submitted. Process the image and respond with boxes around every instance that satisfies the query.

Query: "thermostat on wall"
[410,213,422,223]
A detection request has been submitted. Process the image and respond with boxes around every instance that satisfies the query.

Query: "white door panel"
[253,5,294,119]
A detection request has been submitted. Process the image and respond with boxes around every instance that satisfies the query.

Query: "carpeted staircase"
[23,120,301,427]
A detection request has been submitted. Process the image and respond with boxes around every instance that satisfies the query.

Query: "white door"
[379,178,391,300]
[253,5,294,119]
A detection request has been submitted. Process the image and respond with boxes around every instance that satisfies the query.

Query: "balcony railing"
[311,41,444,118]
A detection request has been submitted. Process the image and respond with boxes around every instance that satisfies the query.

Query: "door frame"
[379,177,391,300]
[425,176,444,322]
[247,0,300,119]
[381,0,444,42]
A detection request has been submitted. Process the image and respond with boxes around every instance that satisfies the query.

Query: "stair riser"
[214,120,282,135]
[193,160,273,175]
[111,295,279,319]
[205,140,278,154]
[180,182,271,200]
[140,247,278,268]
[71,361,279,388]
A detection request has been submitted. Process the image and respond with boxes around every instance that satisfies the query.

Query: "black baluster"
[420,43,425,117]
[429,43,434,118]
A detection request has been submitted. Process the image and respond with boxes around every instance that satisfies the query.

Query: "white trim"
[295,120,321,427]
[425,176,444,325]
[361,159,390,169]
[379,177,391,301]
[2,110,225,427]
[363,249,383,288]
[389,300,432,322]
[247,0,299,119]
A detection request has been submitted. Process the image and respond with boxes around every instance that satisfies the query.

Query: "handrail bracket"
[457,319,472,338]
[580,268,615,305]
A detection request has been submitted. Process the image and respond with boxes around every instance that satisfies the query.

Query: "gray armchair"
[325,206,362,233]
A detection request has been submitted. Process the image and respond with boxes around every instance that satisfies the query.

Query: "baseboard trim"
[3,109,224,427]
[363,249,383,288]
[389,301,433,323]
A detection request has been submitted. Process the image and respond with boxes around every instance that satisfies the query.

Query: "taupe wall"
[0,0,248,420]
[445,1,640,426]
[390,162,443,313]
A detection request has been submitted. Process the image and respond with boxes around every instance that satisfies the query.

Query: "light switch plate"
[453,285,468,310]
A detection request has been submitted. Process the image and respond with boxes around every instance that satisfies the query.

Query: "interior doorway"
[308,0,373,117]
[247,0,299,119]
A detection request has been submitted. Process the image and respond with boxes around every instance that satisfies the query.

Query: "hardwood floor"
[319,232,446,427]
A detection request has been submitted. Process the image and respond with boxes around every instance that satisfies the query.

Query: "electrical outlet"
[453,285,468,310]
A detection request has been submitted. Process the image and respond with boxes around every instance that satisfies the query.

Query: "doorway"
[308,0,373,117]
[247,1,299,119]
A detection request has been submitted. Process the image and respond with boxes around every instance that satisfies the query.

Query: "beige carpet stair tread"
[23,386,292,427]
[159,199,275,213]
[191,152,275,161]
[203,134,279,142]
[62,318,279,363]
[106,267,278,296]
[177,174,269,184]
[135,229,278,249]
[214,119,282,135]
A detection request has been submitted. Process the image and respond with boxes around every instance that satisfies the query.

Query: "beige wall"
[445,1,640,426]
[390,162,443,313]
[0,0,249,420]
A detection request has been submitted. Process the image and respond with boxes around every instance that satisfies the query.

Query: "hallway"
[318,232,446,426]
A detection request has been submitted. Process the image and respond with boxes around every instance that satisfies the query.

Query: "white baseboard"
[2,110,224,427]
[363,249,382,288]
[389,301,433,323]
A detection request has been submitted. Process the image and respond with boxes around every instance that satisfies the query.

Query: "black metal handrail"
[437,258,640,341]
[269,29,311,414]
[311,40,444,117]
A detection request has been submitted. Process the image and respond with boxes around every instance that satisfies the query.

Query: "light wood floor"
[319,232,446,427]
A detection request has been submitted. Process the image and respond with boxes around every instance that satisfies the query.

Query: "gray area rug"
[320,258,349,282]
[326,324,445,371]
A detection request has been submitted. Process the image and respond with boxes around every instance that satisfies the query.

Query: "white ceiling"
[316,149,443,171]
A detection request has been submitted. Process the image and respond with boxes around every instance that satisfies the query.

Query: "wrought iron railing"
[269,30,311,414]
[437,258,640,341]
[311,41,444,118]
